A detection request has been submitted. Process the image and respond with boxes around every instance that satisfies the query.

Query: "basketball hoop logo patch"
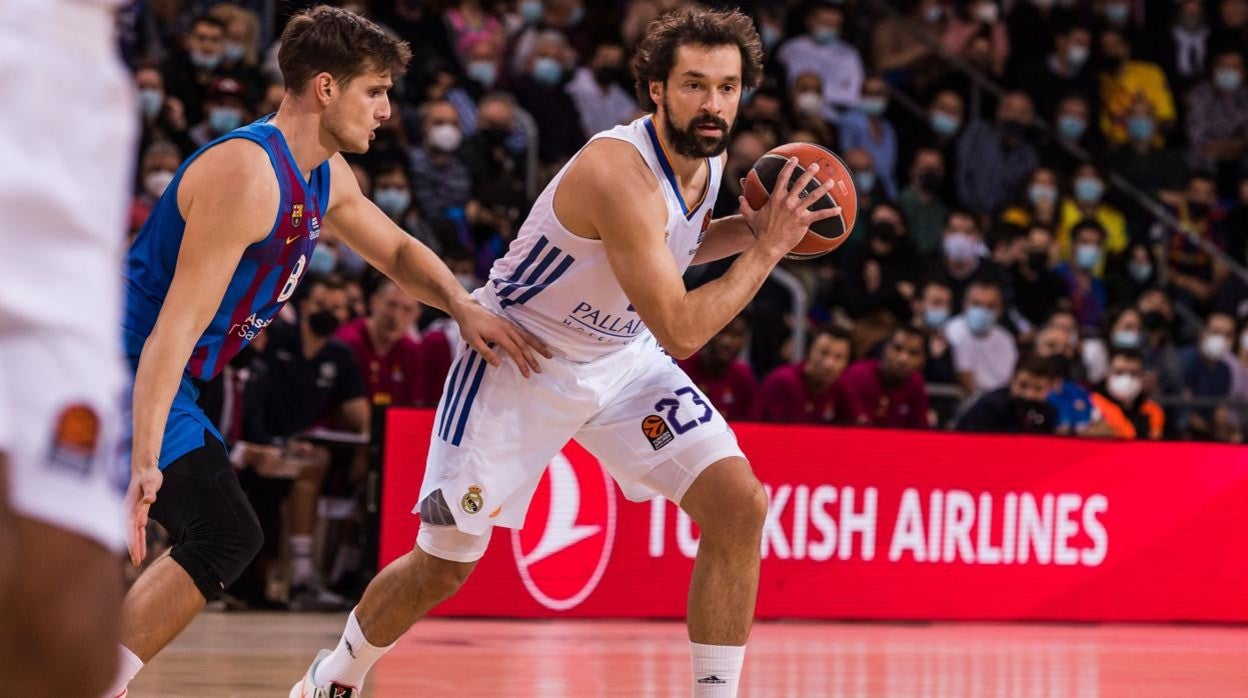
[47,404,99,476]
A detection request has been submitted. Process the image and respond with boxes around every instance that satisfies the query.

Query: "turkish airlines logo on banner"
[511,451,617,610]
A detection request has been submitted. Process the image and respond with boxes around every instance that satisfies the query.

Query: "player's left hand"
[453,299,553,378]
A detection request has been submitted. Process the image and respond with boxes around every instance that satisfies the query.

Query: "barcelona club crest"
[291,203,304,228]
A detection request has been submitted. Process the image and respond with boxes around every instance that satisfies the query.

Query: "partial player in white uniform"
[294,8,842,698]
[0,0,137,694]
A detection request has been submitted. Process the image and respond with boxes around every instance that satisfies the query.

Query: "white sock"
[100,645,144,698]
[290,534,316,585]
[312,609,395,689]
[691,642,745,697]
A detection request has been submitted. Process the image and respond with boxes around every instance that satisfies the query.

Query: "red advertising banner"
[379,409,1248,621]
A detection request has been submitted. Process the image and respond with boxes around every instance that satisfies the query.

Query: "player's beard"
[661,93,732,159]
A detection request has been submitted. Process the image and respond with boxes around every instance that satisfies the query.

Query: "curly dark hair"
[279,5,412,93]
[631,7,765,112]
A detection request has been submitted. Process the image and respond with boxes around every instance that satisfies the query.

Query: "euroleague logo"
[511,448,616,611]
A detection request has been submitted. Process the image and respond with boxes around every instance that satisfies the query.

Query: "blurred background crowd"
[114,0,1248,608]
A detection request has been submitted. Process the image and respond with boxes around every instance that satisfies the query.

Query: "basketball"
[742,142,858,260]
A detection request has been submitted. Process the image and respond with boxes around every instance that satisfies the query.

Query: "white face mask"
[427,123,462,152]
[1201,334,1231,360]
[975,2,999,23]
[1107,373,1142,402]
[144,170,175,199]
[795,92,823,116]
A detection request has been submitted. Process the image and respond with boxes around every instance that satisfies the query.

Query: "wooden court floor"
[129,612,1248,697]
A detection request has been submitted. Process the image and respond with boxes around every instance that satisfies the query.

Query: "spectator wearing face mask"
[788,72,838,146]
[511,29,586,165]
[910,279,960,425]
[1104,242,1159,307]
[135,64,195,158]
[1001,167,1061,231]
[1179,312,1236,439]
[1185,48,1248,196]
[756,325,853,424]
[1057,164,1127,270]
[1033,323,1094,435]
[839,76,898,199]
[835,326,930,428]
[1054,220,1109,332]
[1161,173,1228,312]
[934,210,1006,310]
[1014,20,1097,121]
[844,148,884,215]
[1090,348,1164,439]
[209,2,266,109]
[944,277,1018,394]
[129,142,182,239]
[409,100,473,228]
[188,77,250,147]
[954,354,1059,434]
[1097,27,1176,147]
[897,147,949,257]
[370,160,441,255]
[566,41,637,137]
[776,4,864,120]
[1136,288,1186,398]
[839,203,922,319]
[677,312,757,421]
[1106,97,1188,238]
[161,15,228,127]
[1008,224,1069,328]
[1042,94,1100,177]
[956,92,1040,218]
[247,274,368,609]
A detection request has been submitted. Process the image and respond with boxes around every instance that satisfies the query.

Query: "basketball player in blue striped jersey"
[102,7,549,696]
[295,8,841,698]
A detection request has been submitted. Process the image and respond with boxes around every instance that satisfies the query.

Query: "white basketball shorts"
[0,0,136,551]
[416,329,745,539]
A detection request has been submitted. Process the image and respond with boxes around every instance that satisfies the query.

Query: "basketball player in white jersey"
[0,0,137,694]
[294,8,841,697]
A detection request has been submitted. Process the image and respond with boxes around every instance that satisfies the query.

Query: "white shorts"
[416,332,745,539]
[0,0,135,551]
[0,333,127,551]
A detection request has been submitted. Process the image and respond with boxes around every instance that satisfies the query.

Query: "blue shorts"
[122,327,225,470]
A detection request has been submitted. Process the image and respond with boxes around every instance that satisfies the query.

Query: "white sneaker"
[289,649,360,698]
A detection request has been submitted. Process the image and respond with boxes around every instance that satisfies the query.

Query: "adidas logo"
[697,675,728,685]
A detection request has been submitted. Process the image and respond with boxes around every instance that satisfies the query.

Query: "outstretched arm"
[127,140,277,566]
[322,154,550,375]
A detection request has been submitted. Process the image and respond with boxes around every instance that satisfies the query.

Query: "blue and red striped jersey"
[124,117,331,381]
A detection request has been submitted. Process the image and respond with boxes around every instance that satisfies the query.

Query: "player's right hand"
[738,157,842,260]
[124,464,164,567]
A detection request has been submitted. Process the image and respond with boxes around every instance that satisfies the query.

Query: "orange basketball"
[742,142,858,260]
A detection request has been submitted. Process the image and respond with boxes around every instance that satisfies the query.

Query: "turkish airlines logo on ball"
[511,450,616,611]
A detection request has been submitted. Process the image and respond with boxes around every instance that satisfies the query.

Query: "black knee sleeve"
[149,435,265,601]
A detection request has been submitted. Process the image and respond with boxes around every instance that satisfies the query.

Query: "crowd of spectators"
[119,0,1248,606]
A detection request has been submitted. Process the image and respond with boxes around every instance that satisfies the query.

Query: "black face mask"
[479,127,510,145]
[1141,310,1167,332]
[1187,201,1211,220]
[593,66,623,87]
[307,310,340,337]
[1026,250,1048,271]
[1103,55,1125,72]
[871,221,899,241]
[1001,120,1028,141]
[918,170,943,192]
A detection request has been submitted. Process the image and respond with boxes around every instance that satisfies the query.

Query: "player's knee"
[702,477,768,542]
[171,494,265,601]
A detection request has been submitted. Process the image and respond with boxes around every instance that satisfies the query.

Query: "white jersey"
[481,116,722,363]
